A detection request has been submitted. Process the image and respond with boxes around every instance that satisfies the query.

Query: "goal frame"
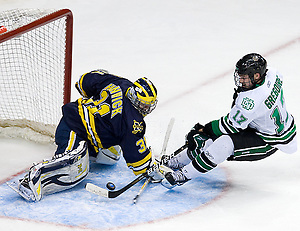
[0,9,73,143]
[0,8,73,104]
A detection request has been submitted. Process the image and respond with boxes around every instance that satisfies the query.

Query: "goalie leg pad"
[12,141,89,201]
[41,141,89,196]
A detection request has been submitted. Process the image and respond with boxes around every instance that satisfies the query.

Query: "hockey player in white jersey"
[161,53,297,188]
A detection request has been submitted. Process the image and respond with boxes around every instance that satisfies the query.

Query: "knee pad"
[94,145,122,165]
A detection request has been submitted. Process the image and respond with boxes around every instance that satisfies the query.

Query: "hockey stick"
[85,143,188,198]
[86,173,147,198]
[85,144,188,199]
[161,142,188,164]
[159,117,175,157]
[132,117,175,204]
[132,177,151,204]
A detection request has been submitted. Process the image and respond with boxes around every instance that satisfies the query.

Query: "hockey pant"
[227,129,278,161]
[55,117,122,165]
[182,129,278,176]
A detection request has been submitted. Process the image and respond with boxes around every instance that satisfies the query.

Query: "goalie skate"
[6,179,36,202]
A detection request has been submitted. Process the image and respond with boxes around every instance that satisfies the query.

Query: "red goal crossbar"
[0,9,73,104]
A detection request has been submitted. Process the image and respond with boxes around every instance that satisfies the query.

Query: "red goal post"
[0,9,73,143]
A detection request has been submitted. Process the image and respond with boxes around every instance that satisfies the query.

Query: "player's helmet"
[234,53,267,89]
[126,77,158,116]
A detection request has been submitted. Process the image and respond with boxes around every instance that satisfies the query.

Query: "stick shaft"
[160,117,175,156]
[133,118,175,202]
[133,177,151,204]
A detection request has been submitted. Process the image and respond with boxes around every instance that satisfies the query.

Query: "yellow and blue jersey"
[61,70,152,175]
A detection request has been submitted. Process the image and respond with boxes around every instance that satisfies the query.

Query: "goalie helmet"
[126,77,158,116]
[234,53,267,89]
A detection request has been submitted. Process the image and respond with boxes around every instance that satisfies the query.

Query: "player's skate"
[160,153,187,170]
[161,169,190,189]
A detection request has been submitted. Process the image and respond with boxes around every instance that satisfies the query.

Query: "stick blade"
[85,183,109,198]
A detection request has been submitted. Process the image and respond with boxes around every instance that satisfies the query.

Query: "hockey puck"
[106,182,116,190]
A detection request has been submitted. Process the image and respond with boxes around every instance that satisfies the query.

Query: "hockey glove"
[146,160,166,183]
[186,123,209,158]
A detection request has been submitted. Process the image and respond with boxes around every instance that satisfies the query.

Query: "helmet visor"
[234,70,242,87]
[234,70,255,89]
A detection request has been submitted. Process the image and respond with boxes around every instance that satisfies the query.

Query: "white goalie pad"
[93,145,122,165]
[42,141,89,197]
[9,141,89,201]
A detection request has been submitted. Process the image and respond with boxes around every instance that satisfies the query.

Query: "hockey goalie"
[8,69,162,201]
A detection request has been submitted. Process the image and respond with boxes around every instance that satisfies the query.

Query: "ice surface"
[1,161,226,229]
[0,0,299,231]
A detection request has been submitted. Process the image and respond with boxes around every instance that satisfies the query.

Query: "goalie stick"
[85,143,188,199]
[132,117,175,204]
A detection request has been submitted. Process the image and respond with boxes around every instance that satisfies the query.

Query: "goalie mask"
[234,53,267,90]
[126,77,158,116]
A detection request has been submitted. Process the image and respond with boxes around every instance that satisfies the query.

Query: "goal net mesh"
[0,9,72,143]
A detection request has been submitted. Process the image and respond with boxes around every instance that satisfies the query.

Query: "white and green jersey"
[212,66,297,154]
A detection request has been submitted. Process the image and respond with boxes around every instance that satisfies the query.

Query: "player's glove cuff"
[186,123,210,158]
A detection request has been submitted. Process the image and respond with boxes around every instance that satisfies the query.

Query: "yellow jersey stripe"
[66,131,76,152]
[78,98,103,153]
[127,151,152,175]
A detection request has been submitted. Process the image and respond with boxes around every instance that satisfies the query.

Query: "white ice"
[0,0,300,230]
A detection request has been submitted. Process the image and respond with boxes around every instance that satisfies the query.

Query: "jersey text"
[264,75,282,109]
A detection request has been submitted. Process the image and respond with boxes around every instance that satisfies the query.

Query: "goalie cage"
[0,9,73,144]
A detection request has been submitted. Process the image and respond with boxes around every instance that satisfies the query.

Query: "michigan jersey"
[62,70,152,175]
[207,67,297,153]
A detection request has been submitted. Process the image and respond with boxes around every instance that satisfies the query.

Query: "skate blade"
[6,181,35,202]
[160,178,176,189]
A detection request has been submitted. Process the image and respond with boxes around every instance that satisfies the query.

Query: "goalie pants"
[55,117,98,157]
[55,117,121,165]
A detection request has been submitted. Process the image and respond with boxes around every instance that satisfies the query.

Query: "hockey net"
[0,9,72,143]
